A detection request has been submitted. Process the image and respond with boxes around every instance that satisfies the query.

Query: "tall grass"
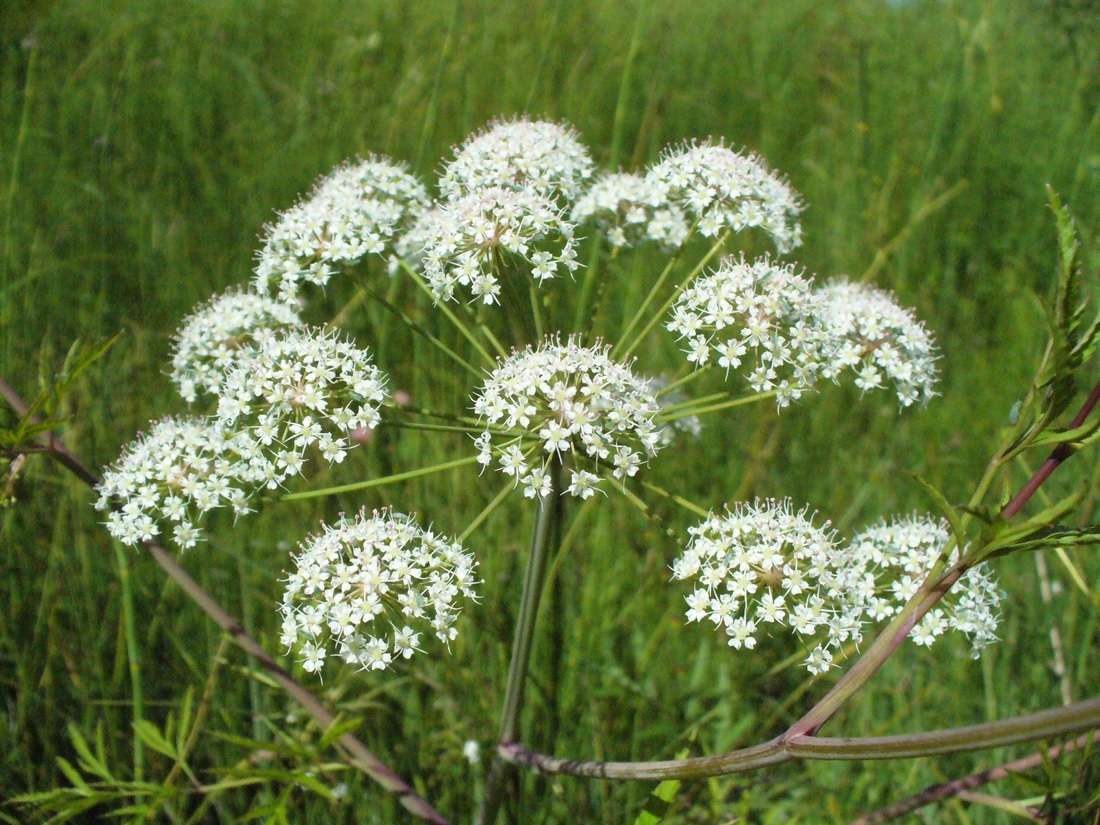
[2,0,1100,821]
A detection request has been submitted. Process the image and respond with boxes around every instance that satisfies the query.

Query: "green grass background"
[3,0,1100,821]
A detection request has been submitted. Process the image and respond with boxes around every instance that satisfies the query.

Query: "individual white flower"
[571,172,689,249]
[405,186,579,305]
[439,117,594,203]
[846,515,1001,656]
[672,498,864,674]
[279,508,479,673]
[667,256,833,408]
[170,288,301,403]
[216,327,388,488]
[813,280,938,407]
[472,336,662,498]
[645,140,804,253]
[95,416,254,550]
[254,155,429,302]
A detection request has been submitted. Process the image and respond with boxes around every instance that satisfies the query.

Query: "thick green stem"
[477,461,562,825]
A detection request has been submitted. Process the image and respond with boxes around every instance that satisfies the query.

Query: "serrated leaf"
[1038,188,1100,422]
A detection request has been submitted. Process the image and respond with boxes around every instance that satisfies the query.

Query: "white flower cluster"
[667,256,833,408]
[472,337,662,499]
[405,186,580,304]
[254,155,429,302]
[815,280,938,407]
[647,141,804,253]
[571,172,689,249]
[279,509,479,673]
[170,288,301,403]
[216,327,388,485]
[674,504,1003,674]
[96,417,252,549]
[99,327,391,551]
[672,499,864,675]
[847,515,1000,654]
[439,117,594,202]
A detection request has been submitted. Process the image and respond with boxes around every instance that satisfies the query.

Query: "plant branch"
[500,697,1100,781]
[0,375,451,825]
[850,729,1098,825]
[281,454,480,501]
[1002,377,1100,519]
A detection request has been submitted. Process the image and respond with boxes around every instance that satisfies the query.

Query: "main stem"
[476,460,562,825]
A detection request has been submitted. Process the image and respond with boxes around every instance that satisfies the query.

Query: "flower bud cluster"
[847,515,1000,654]
[667,257,833,407]
[439,117,594,203]
[814,280,938,407]
[96,417,253,549]
[405,186,580,305]
[672,499,864,675]
[279,508,479,673]
[216,327,388,486]
[254,156,429,302]
[646,141,804,253]
[472,337,662,499]
[571,172,689,249]
[170,288,301,403]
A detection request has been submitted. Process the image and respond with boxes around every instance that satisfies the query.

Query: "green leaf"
[67,722,112,782]
[54,758,90,794]
[904,471,968,550]
[133,720,178,760]
[317,714,363,750]
[1037,188,1100,422]
[1029,413,1100,449]
[982,487,1087,559]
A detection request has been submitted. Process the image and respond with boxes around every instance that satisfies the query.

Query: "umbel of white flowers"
[672,501,1001,674]
[97,327,389,549]
[98,114,966,675]
[279,508,479,673]
[472,336,663,499]
[170,288,301,403]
